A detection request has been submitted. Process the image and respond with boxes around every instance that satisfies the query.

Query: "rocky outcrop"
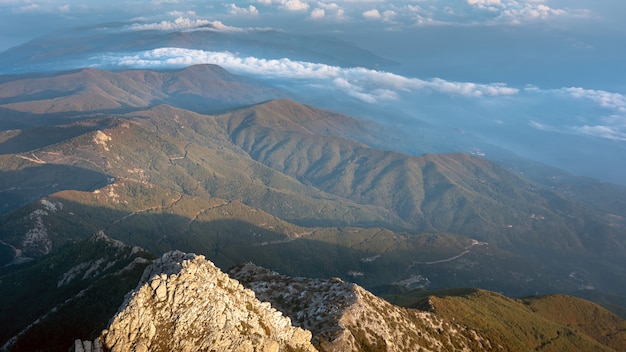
[75,252,490,352]
[73,339,104,352]
[230,263,491,352]
[99,251,317,352]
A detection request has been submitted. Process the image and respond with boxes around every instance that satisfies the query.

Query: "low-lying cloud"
[95,46,626,143]
[106,47,519,103]
[129,17,249,32]
[561,87,626,113]
[526,87,626,141]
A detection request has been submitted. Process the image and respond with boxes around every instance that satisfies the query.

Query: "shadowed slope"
[0,233,154,352]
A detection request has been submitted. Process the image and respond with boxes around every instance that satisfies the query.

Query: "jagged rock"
[99,251,317,352]
[74,252,491,352]
[73,339,104,352]
[230,263,491,352]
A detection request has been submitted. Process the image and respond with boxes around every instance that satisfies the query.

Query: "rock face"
[82,252,489,352]
[99,251,316,352]
[230,263,490,352]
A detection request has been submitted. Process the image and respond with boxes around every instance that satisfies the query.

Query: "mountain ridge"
[69,250,624,352]
[0,65,282,124]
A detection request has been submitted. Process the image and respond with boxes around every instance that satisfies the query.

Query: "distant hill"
[0,64,282,129]
[217,99,626,256]
[0,25,395,75]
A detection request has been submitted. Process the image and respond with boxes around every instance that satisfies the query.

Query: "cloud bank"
[250,0,587,26]
[561,87,626,113]
[105,47,519,103]
[0,0,593,29]
[99,46,626,142]
[130,17,248,31]
[525,87,626,141]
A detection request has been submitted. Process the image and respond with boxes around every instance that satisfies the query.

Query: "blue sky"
[1,0,625,184]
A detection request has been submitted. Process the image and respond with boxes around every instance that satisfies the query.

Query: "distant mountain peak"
[171,63,233,76]
[0,64,283,117]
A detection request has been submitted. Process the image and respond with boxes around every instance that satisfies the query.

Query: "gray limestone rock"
[98,251,317,352]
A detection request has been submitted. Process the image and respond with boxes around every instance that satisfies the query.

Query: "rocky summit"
[85,251,316,352]
[75,251,492,352]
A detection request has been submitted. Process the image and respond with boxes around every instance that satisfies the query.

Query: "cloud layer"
[550,87,626,140]
[0,0,590,28]
[98,45,626,142]
[106,47,519,103]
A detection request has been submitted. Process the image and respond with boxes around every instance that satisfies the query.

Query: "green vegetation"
[524,295,626,351]
[383,288,625,352]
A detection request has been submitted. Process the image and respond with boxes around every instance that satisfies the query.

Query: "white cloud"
[333,77,376,103]
[315,2,346,20]
[0,0,592,27]
[575,125,626,141]
[256,0,309,11]
[428,78,518,97]
[310,8,325,19]
[167,10,197,17]
[529,120,560,133]
[281,0,309,11]
[466,0,574,24]
[227,4,259,16]
[103,47,519,103]
[561,87,626,113]
[527,87,626,141]
[529,120,626,141]
[382,10,396,22]
[468,0,501,5]
[130,17,247,32]
[151,0,179,5]
[363,9,380,20]
[278,0,587,26]
[560,87,626,140]
[16,3,40,13]
[131,17,213,31]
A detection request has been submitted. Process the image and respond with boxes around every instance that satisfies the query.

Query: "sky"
[1,1,623,55]
[1,0,626,184]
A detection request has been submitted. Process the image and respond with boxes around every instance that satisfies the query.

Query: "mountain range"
[0,64,625,351]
